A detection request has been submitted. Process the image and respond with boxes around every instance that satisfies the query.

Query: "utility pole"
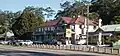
[75,0,91,46]
[86,4,89,47]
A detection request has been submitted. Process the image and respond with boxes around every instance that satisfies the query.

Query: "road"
[0,45,117,56]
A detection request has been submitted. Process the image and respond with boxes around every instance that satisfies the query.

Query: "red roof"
[69,18,77,24]
[41,18,60,26]
[61,17,72,24]
[41,17,71,26]
[69,15,98,25]
[41,16,97,26]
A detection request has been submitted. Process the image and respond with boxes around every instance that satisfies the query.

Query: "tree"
[89,12,99,21]
[44,7,56,18]
[113,16,120,24]
[56,1,87,18]
[24,6,44,19]
[58,0,120,25]
[12,10,44,36]
[55,0,99,21]
[0,14,6,25]
[0,10,22,29]
[12,6,55,37]
[0,26,6,34]
[91,0,120,25]
[24,6,55,19]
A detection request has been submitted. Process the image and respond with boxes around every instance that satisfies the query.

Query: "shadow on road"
[0,50,96,56]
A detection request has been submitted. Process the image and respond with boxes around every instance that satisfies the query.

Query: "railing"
[23,44,120,55]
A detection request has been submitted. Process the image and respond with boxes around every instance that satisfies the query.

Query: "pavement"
[0,45,117,56]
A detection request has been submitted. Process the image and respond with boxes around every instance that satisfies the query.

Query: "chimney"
[73,16,76,18]
[78,15,81,18]
[99,19,102,27]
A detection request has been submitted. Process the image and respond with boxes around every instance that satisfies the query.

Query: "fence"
[24,44,120,55]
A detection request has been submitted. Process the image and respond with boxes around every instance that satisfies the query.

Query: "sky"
[0,0,74,20]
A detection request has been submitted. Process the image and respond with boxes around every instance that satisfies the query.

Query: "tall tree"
[55,0,99,21]
[44,7,56,18]
[56,1,87,18]
[24,6,55,19]
[12,10,44,36]
[113,16,120,24]
[12,6,55,37]
[91,0,120,25]
[89,12,99,21]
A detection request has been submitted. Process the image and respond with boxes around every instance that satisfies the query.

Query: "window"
[44,27,47,31]
[41,28,43,32]
[82,29,84,34]
[36,29,38,32]
[39,28,41,32]
[51,27,55,31]
[57,27,59,30]
[79,25,82,29]
[94,26,96,29]
[48,27,50,31]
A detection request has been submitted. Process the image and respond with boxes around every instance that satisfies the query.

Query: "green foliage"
[0,6,55,37]
[113,16,120,24]
[105,36,120,44]
[56,1,87,18]
[89,12,99,21]
[56,1,99,21]
[0,10,20,36]
[0,14,6,25]
[112,39,120,48]
[0,26,6,34]
[91,0,120,25]
[111,35,120,47]
[57,0,120,25]
[12,10,44,36]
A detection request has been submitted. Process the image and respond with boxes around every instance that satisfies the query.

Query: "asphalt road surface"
[0,45,117,56]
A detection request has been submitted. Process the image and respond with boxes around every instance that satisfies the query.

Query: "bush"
[0,27,6,34]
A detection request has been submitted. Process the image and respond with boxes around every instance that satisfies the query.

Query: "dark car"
[33,41,43,44]
[43,39,57,45]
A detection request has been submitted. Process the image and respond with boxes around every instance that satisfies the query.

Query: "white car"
[19,40,33,45]
[0,40,10,44]
[76,40,86,45]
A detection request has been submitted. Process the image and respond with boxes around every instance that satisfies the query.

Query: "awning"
[56,32,65,35]
[89,33,113,36]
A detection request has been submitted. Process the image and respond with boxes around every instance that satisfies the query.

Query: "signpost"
[66,29,72,45]
[66,29,72,37]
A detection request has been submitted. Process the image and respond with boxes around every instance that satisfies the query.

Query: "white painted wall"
[75,24,82,35]
[74,24,81,39]
[73,23,96,44]
[73,24,96,39]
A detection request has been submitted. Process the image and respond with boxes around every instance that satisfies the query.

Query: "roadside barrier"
[19,44,120,55]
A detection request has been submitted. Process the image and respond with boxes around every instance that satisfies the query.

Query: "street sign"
[66,29,72,37]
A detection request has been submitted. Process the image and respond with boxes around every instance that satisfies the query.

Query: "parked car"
[13,40,23,45]
[75,39,86,45]
[0,40,4,44]
[50,39,57,45]
[43,39,57,45]
[33,41,43,44]
[0,40,10,44]
[19,40,33,45]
